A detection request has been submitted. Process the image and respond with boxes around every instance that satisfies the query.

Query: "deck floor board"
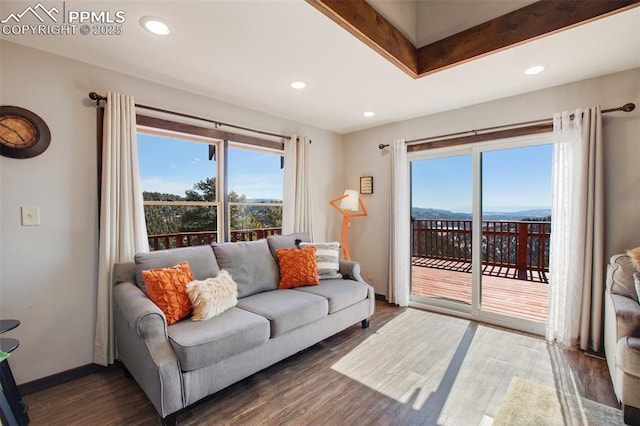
[411,258,549,323]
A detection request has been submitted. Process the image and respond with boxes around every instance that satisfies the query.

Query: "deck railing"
[229,227,282,243]
[148,227,282,251]
[412,219,550,279]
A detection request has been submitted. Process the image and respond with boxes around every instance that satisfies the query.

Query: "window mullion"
[222,139,229,242]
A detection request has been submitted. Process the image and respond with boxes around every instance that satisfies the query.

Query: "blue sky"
[139,133,550,212]
[411,144,552,212]
[137,133,283,200]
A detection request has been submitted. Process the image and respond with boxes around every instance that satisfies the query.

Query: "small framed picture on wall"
[360,176,373,194]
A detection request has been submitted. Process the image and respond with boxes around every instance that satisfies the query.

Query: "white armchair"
[604,254,640,425]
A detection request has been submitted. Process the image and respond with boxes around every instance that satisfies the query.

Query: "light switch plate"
[21,206,40,226]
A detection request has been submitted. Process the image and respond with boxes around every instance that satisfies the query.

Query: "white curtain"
[282,135,314,237]
[388,139,410,306]
[547,106,604,352]
[94,91,149,366]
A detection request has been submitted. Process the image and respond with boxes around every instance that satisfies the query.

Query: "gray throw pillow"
[634,273,640,303]
[212,239,279,298]
[299,241,342,280]
[134,245,219,294]
[266,233,311,263]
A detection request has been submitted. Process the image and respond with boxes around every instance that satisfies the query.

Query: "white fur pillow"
[186,270,238,321]
[628,247,640,272]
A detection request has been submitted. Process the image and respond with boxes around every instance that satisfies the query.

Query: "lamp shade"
[339,189,359,211]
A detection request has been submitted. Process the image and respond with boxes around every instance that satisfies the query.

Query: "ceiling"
[1,1,639,134]
[369,0,539,46]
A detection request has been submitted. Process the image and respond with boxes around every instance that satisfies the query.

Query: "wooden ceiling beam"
[417,0,640,77]
[307,0,640,79]
[306,0,417,76]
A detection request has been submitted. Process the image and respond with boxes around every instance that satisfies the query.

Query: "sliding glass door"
[410,136,552,334]
[480,145,551,324]
[411,153,473,311]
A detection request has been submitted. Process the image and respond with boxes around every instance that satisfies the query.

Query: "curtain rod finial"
[622,103,635,112]
[89,92,106,102]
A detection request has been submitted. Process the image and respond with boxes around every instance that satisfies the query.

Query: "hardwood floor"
[23,301,619,425]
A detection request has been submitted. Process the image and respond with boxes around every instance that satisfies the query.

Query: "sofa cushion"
[135,245,219,294]
[236,290,328,337]
[266,233,311,263]
[212,239,279,298]
[293,278,369,314]
[168,307,270,372]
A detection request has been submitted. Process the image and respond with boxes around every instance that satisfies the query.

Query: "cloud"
[141,176,194,197]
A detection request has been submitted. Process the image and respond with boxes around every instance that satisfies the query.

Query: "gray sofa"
[112,233,375,425]
[604,253,640,424]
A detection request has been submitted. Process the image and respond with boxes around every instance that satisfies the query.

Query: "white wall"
[344,68,640,296]
[0,40,344,384]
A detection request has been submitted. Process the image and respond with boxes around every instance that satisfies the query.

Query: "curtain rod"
[377,102,636,149]
[88,92,291,140]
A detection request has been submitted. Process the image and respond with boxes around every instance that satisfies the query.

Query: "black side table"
[1,319,29,426]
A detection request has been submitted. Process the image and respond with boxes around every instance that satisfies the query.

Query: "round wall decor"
[0,106,51,159]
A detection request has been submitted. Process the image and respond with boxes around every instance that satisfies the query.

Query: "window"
[137,127,283,250]
[227,144,283,241]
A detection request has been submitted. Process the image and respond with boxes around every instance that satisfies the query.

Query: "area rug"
[493,377,564,426]
[493,377,622,426]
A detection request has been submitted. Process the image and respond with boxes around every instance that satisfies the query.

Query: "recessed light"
[290,81,307,89]
[140,16,171,35]
[524,65,545,75]
[362,111,376,118]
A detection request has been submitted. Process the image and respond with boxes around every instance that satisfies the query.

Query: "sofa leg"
[123,366,132,379]
[624,405,640,425]
[161,412,178,426]
[361,319,370,329]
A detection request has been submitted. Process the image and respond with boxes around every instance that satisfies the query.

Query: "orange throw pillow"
[142,261,194,325]
[276,246,319,289]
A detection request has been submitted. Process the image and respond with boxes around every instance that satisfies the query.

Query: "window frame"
[136,116,284,247]
[137,127,223,246]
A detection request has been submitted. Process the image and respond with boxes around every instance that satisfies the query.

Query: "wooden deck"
[411,259,549,323]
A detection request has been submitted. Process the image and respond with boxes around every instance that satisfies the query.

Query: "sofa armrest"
[113,281,184,417]
[114,280,167,336]
[339,259,365,283]
[339,260,375,317]
[618,337,640,378]
[616,337,640,412]
[113,262,136,286]
[610,292,640,340]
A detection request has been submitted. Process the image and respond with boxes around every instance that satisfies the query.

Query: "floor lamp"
[330,189,368,260]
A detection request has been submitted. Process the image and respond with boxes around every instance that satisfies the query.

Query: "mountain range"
[412,207,551,221]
